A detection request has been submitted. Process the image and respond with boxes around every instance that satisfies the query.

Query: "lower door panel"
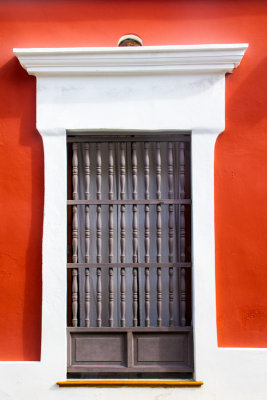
[67,327,193,376]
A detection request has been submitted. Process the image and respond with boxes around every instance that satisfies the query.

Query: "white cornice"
[14,44,248,76]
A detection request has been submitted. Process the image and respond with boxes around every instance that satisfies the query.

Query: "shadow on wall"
[225,54,267,132]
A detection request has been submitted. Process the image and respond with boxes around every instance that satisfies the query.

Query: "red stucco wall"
[0,0,266,360]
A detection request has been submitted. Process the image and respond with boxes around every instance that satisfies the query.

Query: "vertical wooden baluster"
[84,144,90,327]
[108,139,114,325]
[179,142,186,326]
[72,143,78,327]
[121,268,126,327]
[72,206,78,264]
[156,142,162,199]
[96,143,102,327]
[84,138,90,326]
[108,142,114,201]
[157,205,162,262]
[97,207,101,264]
[156,142,162,263]
[120,205,126,262]
[96,143,101,200]
[72,143,78,201]
[132,142,138,327]
[120,143,126,327]
[109,268,114,327]
[168,142,174,263]
[85,268,90,327]
[133,268,138,327]
[84,142,90,200]
[156,142,162,327]
[72,143,78,263]
[132,142,138,263]
[96,143,101,264]
[97,268,102,327]
[144,142,150,263]
[84,143,90,263]
[108,143,114,263]
[120,143,126,263]
[157,267,162,327]
[120,142,126,200]
[145,211,150,263]
[85,229,90,283]
[168,142,174,327]
[132,142,138,200]
[72,269,78,327]
[144,143,150,326]
[169,267,174,327]
[145,267,150,327]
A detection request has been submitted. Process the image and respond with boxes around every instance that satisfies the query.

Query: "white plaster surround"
[3,43,265,400]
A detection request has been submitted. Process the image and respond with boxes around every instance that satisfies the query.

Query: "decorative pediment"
[14,44,247,75]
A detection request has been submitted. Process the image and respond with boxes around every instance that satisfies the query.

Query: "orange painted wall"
[0,0,266,360]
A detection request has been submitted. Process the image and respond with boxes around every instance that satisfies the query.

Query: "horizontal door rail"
[67,262,191,269]
[67,135,191,143]
[67,367,194,374]
[67,199,191,205]
[68,326,192,333]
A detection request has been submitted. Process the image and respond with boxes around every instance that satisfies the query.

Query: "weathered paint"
[0,0,266,362]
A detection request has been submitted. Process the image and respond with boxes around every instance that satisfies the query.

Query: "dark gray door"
[67,134,193,378]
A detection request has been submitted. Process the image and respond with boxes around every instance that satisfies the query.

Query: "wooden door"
[67,134,193,378]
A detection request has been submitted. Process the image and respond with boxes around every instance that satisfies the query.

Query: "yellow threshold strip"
[57,380,203,387]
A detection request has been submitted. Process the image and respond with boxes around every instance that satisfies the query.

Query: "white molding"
[14,44,248,75]
[6,45,265,400]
